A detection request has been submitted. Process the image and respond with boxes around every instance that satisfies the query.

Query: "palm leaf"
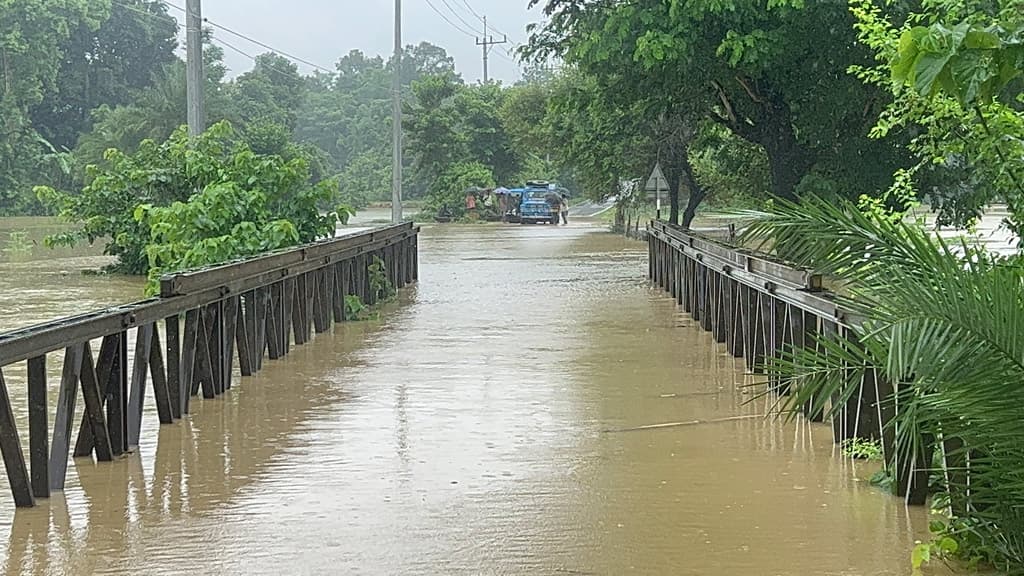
[747,195,1024,570]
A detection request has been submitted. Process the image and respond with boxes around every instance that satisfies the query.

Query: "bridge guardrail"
[647,220,926,504]
[0,223,419,508]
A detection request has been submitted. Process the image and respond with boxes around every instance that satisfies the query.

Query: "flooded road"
[0,218,944,575]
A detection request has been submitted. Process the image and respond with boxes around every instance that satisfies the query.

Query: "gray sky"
[171,0,545,83]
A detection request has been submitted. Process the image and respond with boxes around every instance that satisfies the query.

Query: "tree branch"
[711,80,737,125]
[735,75,764,104]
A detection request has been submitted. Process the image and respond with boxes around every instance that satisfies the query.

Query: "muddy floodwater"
[0,217,947,575]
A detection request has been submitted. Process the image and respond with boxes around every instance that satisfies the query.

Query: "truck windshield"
[526,190,551,200]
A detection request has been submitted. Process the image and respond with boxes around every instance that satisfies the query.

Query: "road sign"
[645,163,668,193]
[646,163,669,219]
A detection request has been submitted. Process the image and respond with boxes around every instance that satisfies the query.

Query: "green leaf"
[892,29,921,83]
[938,537,958,555]
[911,543,931,569]
[964,29,1001,50]
[133,203,152,222]
[949,21,970,51]
[948,50,991,104]
[912,50,954,96]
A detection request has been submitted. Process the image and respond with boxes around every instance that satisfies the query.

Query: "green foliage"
[1,3,463,216]
[869,468,895,493]
[137,184,302,293]
[744,196,1024,571]
[227,53,306,131]
[30,0,178,153]
[40,121,339,284]
[343,256,399,321]
[691,121,771,210]
[337,151,390,209]
[840,438,884,461]
[541,70,652,203]
[921,516,1008,572]
[850,0,1024,234]
[294,43,459,204]
[71,34,231,168]
[404,74,472,188]
[368,256,395,301]
[344,294,366,321]
[0,0,107,213]
[422,162,495,220]
[404,74,534,206]
[891,21,1021,106]
[528,0,910,215]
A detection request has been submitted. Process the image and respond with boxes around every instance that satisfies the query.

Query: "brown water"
[0,217,948,575]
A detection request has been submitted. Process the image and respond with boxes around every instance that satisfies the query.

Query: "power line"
[162,0,333,73]
[493,51,516,65]
[459,0,482,20]
[421,0,476,38]
[202,19,333,73]
[209,35,313,80]
[458,0,512,39]
[437,0,479,35]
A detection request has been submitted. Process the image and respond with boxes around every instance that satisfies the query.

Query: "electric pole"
[475,16,507,83]
[185,0,204,136]
[391,0,403,223]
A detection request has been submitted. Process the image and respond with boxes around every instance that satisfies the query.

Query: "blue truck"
[516,181,566,225]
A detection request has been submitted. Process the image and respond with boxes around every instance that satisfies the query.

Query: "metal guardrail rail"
[647,220,927,504]
[0,222,419,508]
[648,221,849,326]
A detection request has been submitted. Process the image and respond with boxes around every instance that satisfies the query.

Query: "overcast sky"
[171,0,545,83]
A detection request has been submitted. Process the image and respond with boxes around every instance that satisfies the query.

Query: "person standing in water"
[559,194,569,225]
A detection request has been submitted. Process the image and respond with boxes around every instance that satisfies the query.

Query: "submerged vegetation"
[36,122,347,293]
[841,438,884,462]
[344,256,398,321]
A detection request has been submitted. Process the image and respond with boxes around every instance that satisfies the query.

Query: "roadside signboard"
[645,163,669,219]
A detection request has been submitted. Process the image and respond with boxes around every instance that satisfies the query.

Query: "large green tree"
[293,43,458,206]
[73,38,230,168]
[527,0,911,220]
[850,0,1024,233]
[30,0,178,153]
[0,0,107,213]
[227,53,306,131]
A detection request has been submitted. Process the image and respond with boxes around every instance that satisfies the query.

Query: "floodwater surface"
[0,217,947,575]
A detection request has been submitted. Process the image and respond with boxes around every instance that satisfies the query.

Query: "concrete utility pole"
[475,16,507,83]
[185,0,205,136]
[391,0,403,223]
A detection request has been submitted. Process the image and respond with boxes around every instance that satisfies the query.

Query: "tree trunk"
[660,157,683,225]
[680,148,706,228]
[716,88,813,202]
[761,111,811,201]
[668,170,681,225]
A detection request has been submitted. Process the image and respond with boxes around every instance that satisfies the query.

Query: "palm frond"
[750,195,1024,569]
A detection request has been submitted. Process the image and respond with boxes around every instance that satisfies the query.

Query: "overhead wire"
[437,0,482,36]
[161,0,334,73]
[418,0,520,76]
[121,0,521,79]
[427,0,519,69]
[422,0,478,38]
[208,34,314,80]
[458,0,513,40]
[449,0,520,62]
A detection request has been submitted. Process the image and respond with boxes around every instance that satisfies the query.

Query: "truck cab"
[518,182,561,225]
